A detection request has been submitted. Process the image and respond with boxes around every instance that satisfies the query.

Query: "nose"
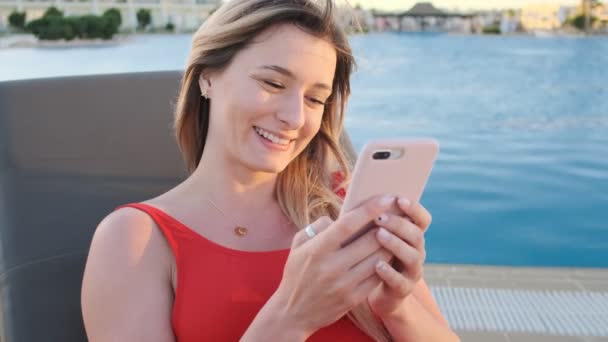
[276,93,306,130]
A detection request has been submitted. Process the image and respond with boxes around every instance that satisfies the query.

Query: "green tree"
[102,8,122,28]
[26,12,119,41]
[100,16,119,39]
[25,17,51,36]
[38,17,74,40]
[568,13,597,30]
[579,0,603,32]
[165,21,175,32]
[64,16,85,38]
[43,6,63,18]
[136,9,151,30]
[482,25,501,34]
[79,15,109,39]
[8,11,26,30]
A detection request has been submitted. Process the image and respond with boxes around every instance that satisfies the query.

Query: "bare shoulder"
[89,206,173,268]
[81,207,175,342]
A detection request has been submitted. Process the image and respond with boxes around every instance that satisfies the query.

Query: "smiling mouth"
[253,126,294,146]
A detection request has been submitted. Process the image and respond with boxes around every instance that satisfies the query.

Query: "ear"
[198,75,212,97]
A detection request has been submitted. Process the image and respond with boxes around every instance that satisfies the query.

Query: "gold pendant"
[234,226,248,237]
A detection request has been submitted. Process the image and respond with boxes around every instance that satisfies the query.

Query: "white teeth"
[255,127,290,145]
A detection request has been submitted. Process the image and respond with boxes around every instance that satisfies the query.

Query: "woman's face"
[201,24,337,174]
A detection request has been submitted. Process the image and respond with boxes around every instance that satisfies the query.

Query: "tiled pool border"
[425,264,608,341]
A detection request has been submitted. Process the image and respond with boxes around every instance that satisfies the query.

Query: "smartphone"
[339,138,439,247]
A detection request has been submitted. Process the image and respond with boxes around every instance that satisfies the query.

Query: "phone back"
[340,138,439,217]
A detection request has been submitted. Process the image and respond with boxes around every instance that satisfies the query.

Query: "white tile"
[430,286,608,337]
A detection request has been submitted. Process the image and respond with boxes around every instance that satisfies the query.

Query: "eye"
[263,80,285,89]
[308,97,326,106]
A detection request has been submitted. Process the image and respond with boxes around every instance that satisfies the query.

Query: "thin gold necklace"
[204,198,294,238]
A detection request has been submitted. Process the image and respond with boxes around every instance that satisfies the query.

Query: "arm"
[81,208,176,342]
[240,293,309,342]
[381,278,460,342]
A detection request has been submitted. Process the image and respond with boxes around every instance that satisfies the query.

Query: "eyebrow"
[258,65,332,91]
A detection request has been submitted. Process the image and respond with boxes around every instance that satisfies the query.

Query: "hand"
[267,195,396,338]
[366,197,432,319]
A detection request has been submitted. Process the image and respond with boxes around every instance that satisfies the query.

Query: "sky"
[351,0,581,11]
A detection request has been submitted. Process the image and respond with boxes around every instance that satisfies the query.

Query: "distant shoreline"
[446,31,588,38]
[0,33,139,49]
[1,30,603,49]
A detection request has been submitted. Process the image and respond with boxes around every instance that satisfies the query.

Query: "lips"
[253,126,294,145]
[253,126,294,151]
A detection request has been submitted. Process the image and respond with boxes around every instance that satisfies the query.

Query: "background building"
[0,0,220,32]
[520,3,572,31]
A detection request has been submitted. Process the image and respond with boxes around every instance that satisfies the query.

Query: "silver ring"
[304,224,316,239]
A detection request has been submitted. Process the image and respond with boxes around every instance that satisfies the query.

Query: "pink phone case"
[339,138,439,246]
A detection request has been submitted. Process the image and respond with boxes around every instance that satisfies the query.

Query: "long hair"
[173,1,391,340]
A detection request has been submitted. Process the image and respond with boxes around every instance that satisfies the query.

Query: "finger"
[316,195,395,251]
[351,273,383,306]
[291,216,333,249]
[342,246,392,284]
[376,228,424,279]
[333,228,383,270]
[375,260,413,297]
[396,197,432,231]
[374,214,425,250]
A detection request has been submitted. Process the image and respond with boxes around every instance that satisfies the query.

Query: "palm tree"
[581,0,591,33]
[583,0,604,33]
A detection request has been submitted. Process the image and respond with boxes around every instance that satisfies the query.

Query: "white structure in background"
[335,5,374,32]
[520,3,571,32]
[397,17,418,31]
[596,3,608,20]
[500,10,520,34]
[470,10,502,33]
[0,0,220,31]
[592,2,608,28]
[374,16,400,32]
[443,16,472,33]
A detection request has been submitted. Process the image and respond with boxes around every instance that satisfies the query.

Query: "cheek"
[295,113,324,152]
[305,112,324,138]
[221,91,267,133]
[216,73,265,118]
[236,87,272,121]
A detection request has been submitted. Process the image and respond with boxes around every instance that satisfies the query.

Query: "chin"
[246,157,291,174]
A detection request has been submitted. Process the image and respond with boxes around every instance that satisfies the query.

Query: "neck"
[185,146,280,215]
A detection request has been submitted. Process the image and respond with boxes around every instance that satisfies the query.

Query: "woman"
[81,0,459,341]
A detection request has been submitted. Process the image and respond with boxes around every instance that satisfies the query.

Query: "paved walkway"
[424,264,608,342]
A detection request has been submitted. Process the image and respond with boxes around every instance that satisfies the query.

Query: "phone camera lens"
[373,151,391,160]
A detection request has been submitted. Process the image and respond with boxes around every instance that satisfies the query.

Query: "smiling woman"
[80,0,458,341]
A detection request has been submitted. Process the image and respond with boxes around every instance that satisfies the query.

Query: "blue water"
[2,33,607,267]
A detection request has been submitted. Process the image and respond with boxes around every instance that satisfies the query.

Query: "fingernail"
[377,228,390,242]
[399,197,411,208]
[379,195,395,207]
[376,214,388,222]
[376,260,389,272]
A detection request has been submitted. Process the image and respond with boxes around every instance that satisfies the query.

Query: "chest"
[170,247,289,340]
[164,233,373,342]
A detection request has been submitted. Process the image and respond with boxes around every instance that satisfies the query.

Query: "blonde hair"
[173,0,391,340]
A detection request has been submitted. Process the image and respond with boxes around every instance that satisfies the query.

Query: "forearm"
[381,295,460,342]
[241,295,309,342]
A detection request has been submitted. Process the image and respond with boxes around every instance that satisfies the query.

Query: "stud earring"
[201,88,209,99]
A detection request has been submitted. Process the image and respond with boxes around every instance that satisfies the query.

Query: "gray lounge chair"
[0,71,186,342]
